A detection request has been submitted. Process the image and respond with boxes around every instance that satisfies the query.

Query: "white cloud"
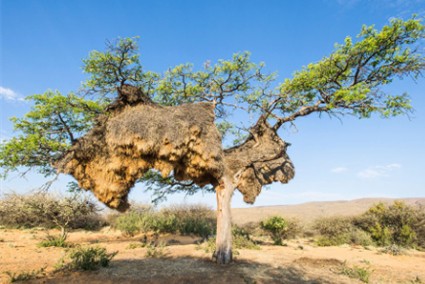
[0,86,23,101]
[357,163,401,179]
[331,167,348,174]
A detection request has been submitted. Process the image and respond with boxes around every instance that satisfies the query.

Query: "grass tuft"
[56,246,117,271]
[4,267,46,283]
[335,261,372,283]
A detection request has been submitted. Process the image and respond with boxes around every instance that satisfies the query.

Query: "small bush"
[198,226,260,253]
[4,268,46,283]
[112,210,146,236]
[336,262,372,283]
[145,242,167,258]
[232,226,260,250]
[126,242,146,249]
[159,204,215,238]
[261,216,300,245]
[57,246,117,271]
[381,244,405,255]
[38,235,71,248]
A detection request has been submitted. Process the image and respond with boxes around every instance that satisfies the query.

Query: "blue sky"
[1,0,425,209]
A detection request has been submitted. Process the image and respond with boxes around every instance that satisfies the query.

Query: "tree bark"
[214,176,234,264]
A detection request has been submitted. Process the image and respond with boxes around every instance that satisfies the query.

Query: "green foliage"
[1,16,424,202]
[277,17,424,125]
[83,37,159,98]
[38,235,71,248]
[0,193,103,231]
[112,209,149,236]
[199,225,260,253]
[232,226,261,250]
[355,201,424,248]
[336,261,372,283]
[126,242,146,249]
[0,91,103,178]
[145,242,167,258]
[111,204,215,238]
[57,246,117,271]
[313,202,424,248]
[4,267,46,283]
[160,205,215,239]
[260,216,300,245]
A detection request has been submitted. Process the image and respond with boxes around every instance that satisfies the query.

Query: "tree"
[1,17,424,264]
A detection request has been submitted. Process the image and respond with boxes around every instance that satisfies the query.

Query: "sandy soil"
[1,227,424,284]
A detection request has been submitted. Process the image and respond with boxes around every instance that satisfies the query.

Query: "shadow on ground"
[31,255,337,284]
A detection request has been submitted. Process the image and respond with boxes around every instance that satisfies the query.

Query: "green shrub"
[57,246,117,271]
[336,261,372,283]
[38,235,71,248]
[198,225,260,253]
[261,216,300,245]
[126,242,146,249]
[232,226,260,250]
[160,204,215,238]
[112,211,146,236]
[145,242,167,258]
[355,201,424,248]
[111,204,215,238]
[150,212,178,234]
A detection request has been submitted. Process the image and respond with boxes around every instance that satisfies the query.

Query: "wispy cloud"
[0,86,23,101]
[331,167,348,174]
[357,163,401,179]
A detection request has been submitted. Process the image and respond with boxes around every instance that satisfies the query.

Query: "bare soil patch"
[1,227,425,284]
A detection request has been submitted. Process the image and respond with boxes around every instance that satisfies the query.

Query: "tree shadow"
[36,255,337,284]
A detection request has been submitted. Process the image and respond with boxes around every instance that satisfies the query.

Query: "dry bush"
[0,192,104,232]
[313,216,372,247]
[160,204,215,239]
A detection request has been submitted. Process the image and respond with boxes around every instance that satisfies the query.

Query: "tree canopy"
[1,16,424,200]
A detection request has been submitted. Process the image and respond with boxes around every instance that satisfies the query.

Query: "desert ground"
[1,198,425,284]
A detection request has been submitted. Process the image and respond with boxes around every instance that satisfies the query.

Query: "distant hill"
[231,198,425,226]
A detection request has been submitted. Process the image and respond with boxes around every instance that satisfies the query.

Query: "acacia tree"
[1,17,424,264]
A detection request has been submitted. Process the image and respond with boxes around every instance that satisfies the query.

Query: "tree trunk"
[214,176,234,264]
